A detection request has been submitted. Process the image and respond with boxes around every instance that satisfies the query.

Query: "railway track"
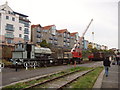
[22,68,95,89]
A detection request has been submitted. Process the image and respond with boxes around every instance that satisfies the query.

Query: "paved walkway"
[101,64,120,89]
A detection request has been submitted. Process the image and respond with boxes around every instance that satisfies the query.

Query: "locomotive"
[12,43,71,67]
[88,52,104,61]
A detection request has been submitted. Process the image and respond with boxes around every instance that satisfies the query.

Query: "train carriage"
[12,43,53,67]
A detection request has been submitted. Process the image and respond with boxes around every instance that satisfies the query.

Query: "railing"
[49,37,54,40]
[5,33,14,38]
[5,26,14,31]
[37,30,41,33]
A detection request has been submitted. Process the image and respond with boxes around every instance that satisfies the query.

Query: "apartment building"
[0,2,31,45]
[83,40,89,50]
[57,29,70,48]
[31,24,58,46]
[31,24,72,49]
[31,24,108,50]
[42,25,57,46]
[31,24,42,44]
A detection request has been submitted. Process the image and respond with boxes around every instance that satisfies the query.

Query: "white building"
[0,2,31,45]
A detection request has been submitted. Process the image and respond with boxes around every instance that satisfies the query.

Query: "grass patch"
[67,66,103,89]
[2,59,12,65]
[3,66,92,89]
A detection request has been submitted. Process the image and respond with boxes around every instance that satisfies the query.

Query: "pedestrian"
[116,52,120,65]
[103,56,111,77]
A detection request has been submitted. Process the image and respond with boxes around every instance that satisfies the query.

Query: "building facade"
[83,40,89,50]
[0,2,31,45]
[57,29,70,48]
[31,24,58,46]
[70,32,79,49]
[31,24,78,49]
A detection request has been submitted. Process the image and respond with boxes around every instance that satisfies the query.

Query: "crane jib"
[71,19,93,52]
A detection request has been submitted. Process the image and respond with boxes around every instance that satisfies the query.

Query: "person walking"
[103,56,111,77]
[116,52,120,65]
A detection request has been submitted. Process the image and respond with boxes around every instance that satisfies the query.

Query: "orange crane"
[71,19,93,64]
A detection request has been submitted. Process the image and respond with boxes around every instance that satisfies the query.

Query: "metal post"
[34,63,36,69]
[26,63,28,70]
[0,64,1,72]
[15,62,18,72]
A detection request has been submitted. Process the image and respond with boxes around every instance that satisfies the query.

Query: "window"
[12,17,15,21]
[64,33,66,37]
[6,16,9,19]
[5,32,14,38]
[19,27,22,30]
[19,34,22,37]
[51,26,56,35]
[24,35,29,41]
[7,39,13,44]
[24,28,29,34]
[8,11,11,14]
[5,24,14,31]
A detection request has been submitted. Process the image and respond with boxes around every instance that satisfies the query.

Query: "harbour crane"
[71,19,93,64]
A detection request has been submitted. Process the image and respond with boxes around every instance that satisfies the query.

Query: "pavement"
[93,61,120,89]
[1,61,102,87]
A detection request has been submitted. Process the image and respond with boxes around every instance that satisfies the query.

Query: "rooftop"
[70,32,78,36]
[57,29,69,33]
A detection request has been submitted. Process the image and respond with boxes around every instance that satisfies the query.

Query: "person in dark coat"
[116,52,120,65]
[103,56,111,77]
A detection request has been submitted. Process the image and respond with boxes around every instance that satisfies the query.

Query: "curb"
[93,69,105,88]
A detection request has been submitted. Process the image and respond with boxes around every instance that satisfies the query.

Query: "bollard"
[0,64,1,72]
[74,61,76,67]
[0,63,4,72]
[26,63,28,70]
[33,63,36,69]
[15,62,18,72]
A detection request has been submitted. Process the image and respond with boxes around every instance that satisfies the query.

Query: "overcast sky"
[0,0,119,49]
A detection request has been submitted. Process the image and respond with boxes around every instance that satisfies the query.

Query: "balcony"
[68,37,71,39]
[54,42,58,45]
[64,36,67,38]
[49,37,54,40]
[5,26,14,31]
[24,29,29,34]
[24,23,29,27]
[24,35,29,41]
[5,33,14,39]
[19,17,30,22]
[43,30,48,33]
[37,29,41,33]
[37,40,42,43]
[54,37,58,41]
[36,35,41,38]
[64,44,68,47]
[67,41,70,43]
[63,40,67,42]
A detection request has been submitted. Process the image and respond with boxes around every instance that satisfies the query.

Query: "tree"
[2,46,12,59]
[88,44,93,50]
[39,40,51,48]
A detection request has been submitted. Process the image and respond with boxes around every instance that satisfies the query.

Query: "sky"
[0,0,119,49]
